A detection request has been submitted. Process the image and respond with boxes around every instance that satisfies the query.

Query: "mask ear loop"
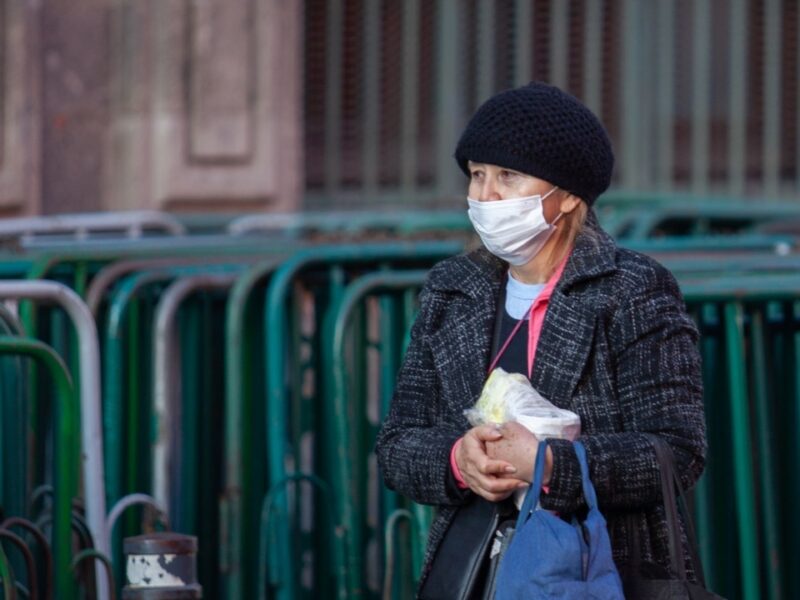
[541,185,559,200]
[542,186,563,226]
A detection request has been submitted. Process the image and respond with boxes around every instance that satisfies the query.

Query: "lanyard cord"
[486,305,531,375]
[487,272,535,375]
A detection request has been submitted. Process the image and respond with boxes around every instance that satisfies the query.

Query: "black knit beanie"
[454,82,614,206]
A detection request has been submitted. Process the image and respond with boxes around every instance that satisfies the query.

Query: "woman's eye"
[500,170,518,181]
[470,171,483,181]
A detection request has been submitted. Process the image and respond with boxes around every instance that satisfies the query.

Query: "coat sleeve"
[541,262,706,513]
[374,284,471,507]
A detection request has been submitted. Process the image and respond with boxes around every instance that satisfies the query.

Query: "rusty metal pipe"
[0,530,38,600]
[2,518,52,600]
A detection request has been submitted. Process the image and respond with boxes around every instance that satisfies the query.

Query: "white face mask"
[467,187,561,266]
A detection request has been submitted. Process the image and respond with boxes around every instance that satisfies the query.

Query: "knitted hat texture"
[454,82,614,205]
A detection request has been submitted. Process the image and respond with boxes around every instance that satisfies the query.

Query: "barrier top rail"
[0,211,186,244]
[228,209,471,236]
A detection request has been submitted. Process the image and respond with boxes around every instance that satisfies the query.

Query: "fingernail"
[517,482,529,489]
[505,466,517,473]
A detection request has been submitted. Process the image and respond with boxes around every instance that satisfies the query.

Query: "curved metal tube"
[0,542,17,599]
[220,260,279,598]
[262,242,461,600]
[152,273,239,518]
[87,256,257,316]
[0,211,185,242]
[0,305,28,518]
[257,473,337,600]
[103,264,244,506]
[327,271,429,597]
[381,509,421,600]
[106,494,168,538]
[103,269,183,506]
[0,304,25,336]
[71,550,116,600]
[227,210,470,236]
[0,282,108,600]
[0,530,38,600]
[2,518,53,600]
[0,338,77,599]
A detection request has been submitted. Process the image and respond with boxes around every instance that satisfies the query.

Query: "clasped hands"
[455,421,553,502]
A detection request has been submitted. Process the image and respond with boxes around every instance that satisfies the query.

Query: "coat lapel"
[531,216,618,406]
[529,290,598,407]
[427,248,504,414]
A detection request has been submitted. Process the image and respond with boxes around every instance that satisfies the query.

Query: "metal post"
[263,243,462,599]
[0,336,78,600]
[0,282,109,600]
[221,260,279,599]
[152,274,239,520]
[328,271,430,597]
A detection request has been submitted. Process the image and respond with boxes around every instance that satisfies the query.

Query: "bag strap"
[650,436,686,579]
[516,439,600,530]
[515,439,548,528]
[572,441,599,510]
[644,434,708,587]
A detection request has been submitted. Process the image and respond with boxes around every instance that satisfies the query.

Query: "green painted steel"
[0,308,27,522]
[0,336,78,600]
[264,242,462,599]
[0,207,799,598]
[327,270,430,598]
[751,308,781,599]
[102,264,245,508]
[723,303,759,600]
[317,267,800,599]
[0,541,15,598]
[222,260,281,599]
[72,548,117,600]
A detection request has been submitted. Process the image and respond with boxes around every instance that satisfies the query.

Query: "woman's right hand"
[455,424,528,502]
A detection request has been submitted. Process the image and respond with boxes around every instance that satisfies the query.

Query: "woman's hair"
[540,196,589,277]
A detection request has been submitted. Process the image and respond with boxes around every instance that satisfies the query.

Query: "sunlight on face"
[467,162,555,202]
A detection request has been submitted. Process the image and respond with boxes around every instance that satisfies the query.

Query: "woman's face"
[467,161,564,222]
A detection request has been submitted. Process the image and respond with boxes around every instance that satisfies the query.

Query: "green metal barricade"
[0,336,79,600]
[321,265,800,600]
[325,270,431,599]
[261,241,464,599]
[0,205,797,598]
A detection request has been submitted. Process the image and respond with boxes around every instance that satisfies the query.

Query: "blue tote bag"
[495,440,624,599]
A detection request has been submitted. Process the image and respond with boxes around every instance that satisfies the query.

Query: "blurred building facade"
[1,0,797,216]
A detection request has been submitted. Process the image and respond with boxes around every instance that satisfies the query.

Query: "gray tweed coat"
[375,214,706,591]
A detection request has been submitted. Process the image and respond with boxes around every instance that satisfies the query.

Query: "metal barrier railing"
[0,211,186,245]
[0,205,797,598]
[262,241,464,599]
[334,271,800,600]
[0,282,109,600]
[0,336,78,599]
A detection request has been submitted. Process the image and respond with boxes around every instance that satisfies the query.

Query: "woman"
[375,82,706,596]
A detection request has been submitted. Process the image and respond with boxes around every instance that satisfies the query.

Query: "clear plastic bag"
[465,367,581,441]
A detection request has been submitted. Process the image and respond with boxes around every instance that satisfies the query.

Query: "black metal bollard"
[122,532,202,599]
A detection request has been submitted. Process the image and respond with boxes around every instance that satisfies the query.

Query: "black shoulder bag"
[622,434,726,600]
[418,275,516,600]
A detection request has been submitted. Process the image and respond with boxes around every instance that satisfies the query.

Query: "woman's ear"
[559,193,582,214]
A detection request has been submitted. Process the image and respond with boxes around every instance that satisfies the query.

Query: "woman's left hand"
[485,422,553,485]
